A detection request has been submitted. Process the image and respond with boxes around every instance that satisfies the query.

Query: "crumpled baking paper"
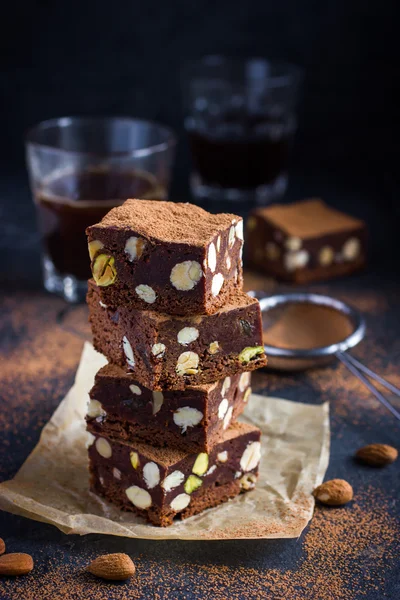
[0,343,329,540]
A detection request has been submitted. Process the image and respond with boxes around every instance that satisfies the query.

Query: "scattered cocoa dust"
[253,357,400,432]
[1,283,399,599]
[0,294,87,479]
[0,488,397,600]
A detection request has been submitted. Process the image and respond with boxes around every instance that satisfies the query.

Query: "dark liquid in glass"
[187,112,293,189]
[36,169,165,280]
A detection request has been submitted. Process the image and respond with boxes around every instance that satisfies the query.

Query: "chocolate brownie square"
[247,199,367,283]
[87,365,252,453]
[87,280,267,390]
[88,422,261,527]
[87,199,244,315]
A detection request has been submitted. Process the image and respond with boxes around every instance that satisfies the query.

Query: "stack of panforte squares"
[85,199,267,526]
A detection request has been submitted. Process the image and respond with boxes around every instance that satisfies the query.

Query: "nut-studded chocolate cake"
[87,279,266,390]
[87,365,252,453]
[247,198,367,284]
[89,422,261,527]
[85,199,265,527]
[86,199,244,316]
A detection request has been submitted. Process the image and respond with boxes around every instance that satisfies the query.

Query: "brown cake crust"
[247,198,367,284]
[88,422,261,527]
[86,199,244,316]
[87,281,267,390]
[87,368,252,453]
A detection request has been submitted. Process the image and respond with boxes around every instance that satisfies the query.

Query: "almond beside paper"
[87,553,136,581]
[0,553,34,576]
[313,479,353,506]
[356,444,398,466]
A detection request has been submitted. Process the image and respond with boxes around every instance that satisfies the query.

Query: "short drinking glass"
[26,117,176,302]
[183,56,302,205]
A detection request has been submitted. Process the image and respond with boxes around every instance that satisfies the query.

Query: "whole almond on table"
[356,444,398,466]
[87,553,136,581]
[0,553,34,576]
[313,479,353,506]
[0,538,5,556]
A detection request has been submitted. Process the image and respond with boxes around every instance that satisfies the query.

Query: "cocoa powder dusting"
[89,199,240,245]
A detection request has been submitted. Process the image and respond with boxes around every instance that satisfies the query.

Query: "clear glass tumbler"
[26,117,176,302]
[183,56,302,206]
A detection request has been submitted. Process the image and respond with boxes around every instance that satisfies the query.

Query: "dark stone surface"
[1,0,398,181]
[0,2,399,591]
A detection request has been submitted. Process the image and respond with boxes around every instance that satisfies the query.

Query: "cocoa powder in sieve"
[263,302,354,350]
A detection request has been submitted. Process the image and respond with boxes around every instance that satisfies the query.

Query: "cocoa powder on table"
[0,294,86,480]
[1,287,399,599]
[0,488,398,599]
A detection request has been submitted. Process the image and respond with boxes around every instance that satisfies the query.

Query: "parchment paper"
[0,343,330,540]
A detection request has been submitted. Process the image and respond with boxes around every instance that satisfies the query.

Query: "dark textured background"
[0,2,399,598]
[0,0,398,281]
[0,0,398,181]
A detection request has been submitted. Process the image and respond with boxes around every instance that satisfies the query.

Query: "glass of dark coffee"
[183,56,302,206]
[26,117,176,302]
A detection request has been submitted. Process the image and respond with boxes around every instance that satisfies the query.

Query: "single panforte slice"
[247,198,367,283]
[86,199,244,315]
[87,280,267,390]
[87,365,252,453]
[88,422,261,527]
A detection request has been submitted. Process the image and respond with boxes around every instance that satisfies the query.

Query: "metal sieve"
[250,291,400,421]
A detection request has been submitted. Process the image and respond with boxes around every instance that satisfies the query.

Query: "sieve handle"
[336,351,400,421]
